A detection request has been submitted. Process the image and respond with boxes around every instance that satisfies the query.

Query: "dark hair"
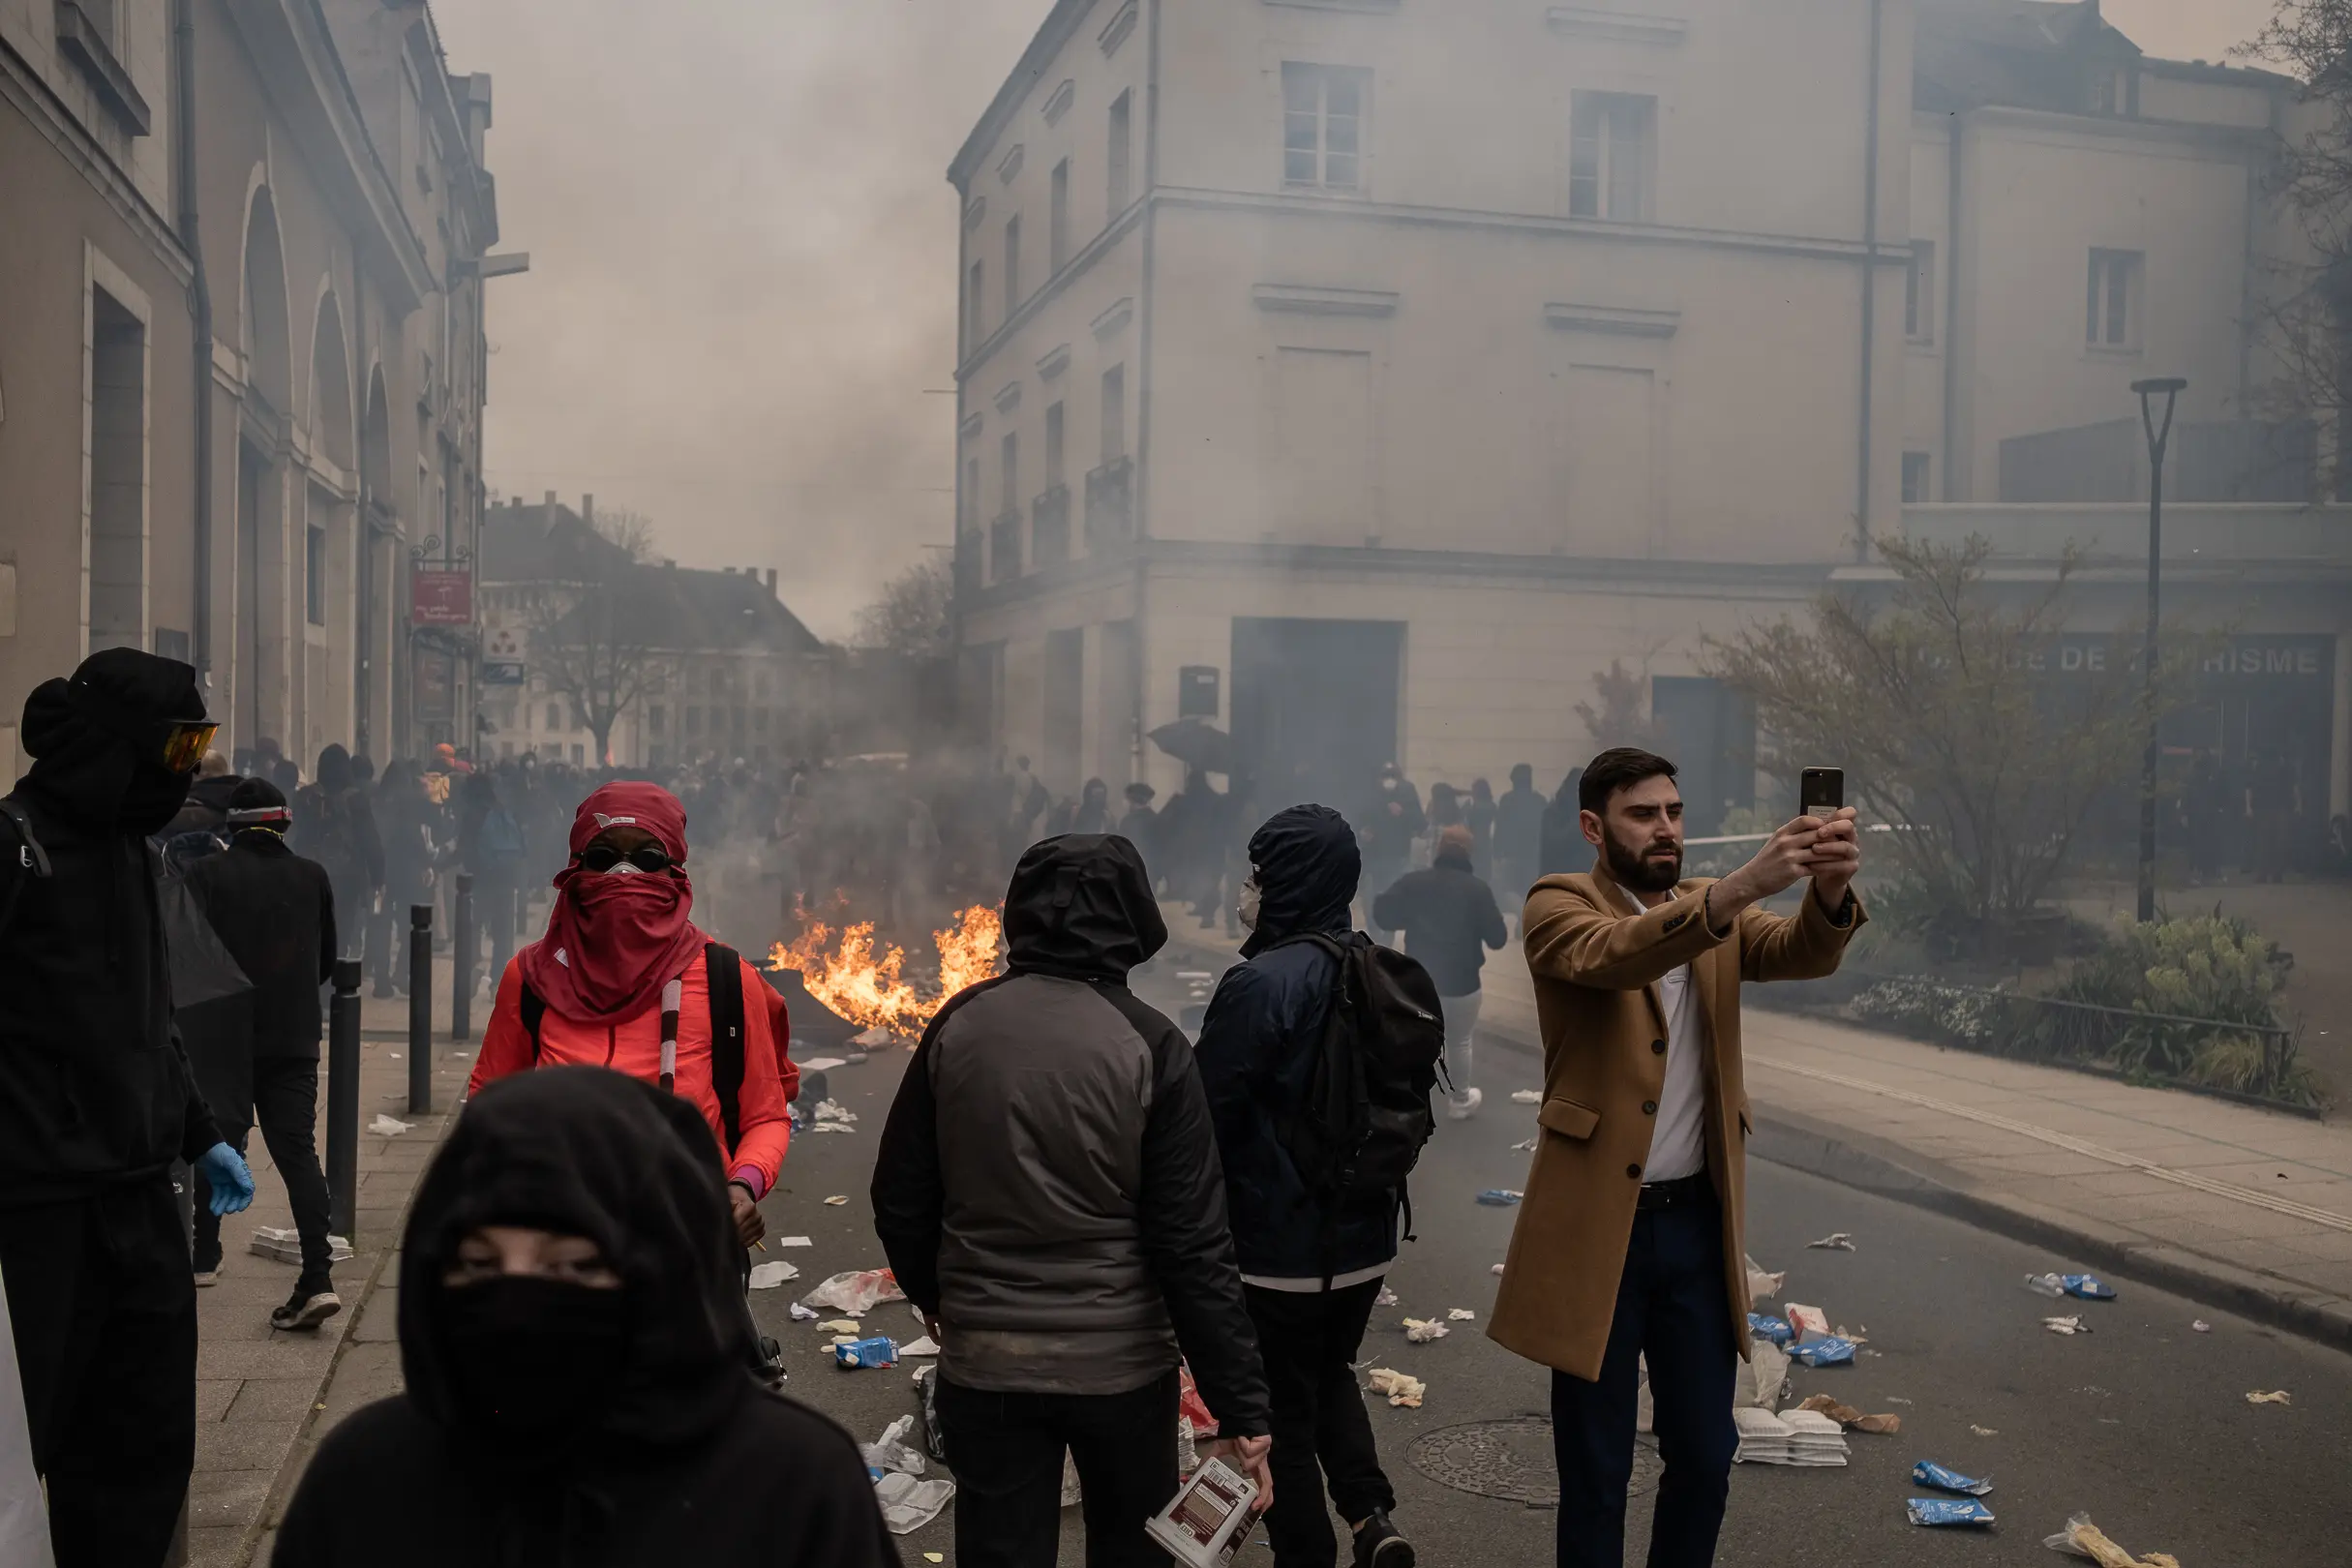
[1578,748,1677,816]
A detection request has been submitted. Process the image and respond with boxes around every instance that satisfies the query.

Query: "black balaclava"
[18,648,206,836]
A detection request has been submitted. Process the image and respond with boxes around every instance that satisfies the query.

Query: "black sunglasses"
[577,844,675,875]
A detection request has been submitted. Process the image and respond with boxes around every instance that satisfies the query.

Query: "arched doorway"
[235,187,293,763]
[303,289,357,767]
[360,366,393,757]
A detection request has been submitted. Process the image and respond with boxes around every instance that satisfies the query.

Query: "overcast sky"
[429,0,2283,640]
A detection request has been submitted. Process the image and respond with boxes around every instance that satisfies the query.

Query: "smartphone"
[1799,768,1845,820]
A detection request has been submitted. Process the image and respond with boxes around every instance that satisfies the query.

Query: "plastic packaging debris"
[1909,1498,1996,1527]
[1366,1368,1425,1408]
[802,1269,905,1314]
[1511,1089,1542,1104]
[913,1364,950,1462]
[747,1260,801,1289]
[1511,1137,1539,1153]
[1402,1317,1449,1343]
[1783,1303,1830,1340]
[1913,1461,1993,1495]
[2190,1320,2211,1333]
[1446,1309,1476,1322]
[2025,1272,2117,1301]
[1744,1254,1785,1301]
[1375,1285,1399,1307]
[1732,1406,1848,1465]
[368,1114,411,1136]
[1145,1456,1263,1568]
[1790,1336,1856,1368]
[1746,1312,1794,1347]
[789,1302,819,1322]
[2041,1511,2183,1566]
[1797,1394,1899,1433]
[833,1336,898,1370]
[818,1318,863,1335]
[1806,1232,1856,1251]
[1179,1364,1220,1438]
[861,1414,926,1477]
[812,1124,857,1135]
[1970,1424,1998,1436]
[824,1195,850,1206]
[900,1336,941,1357]
[251,1227,353,1264]
[1737,1342,1790,1411]
[1475,1189,1523,1206]
[777,1235,814,1248]
[2043,1315,2090,1336]
[875,1471,954,1534]
[1491,1263,1506,1277]
[814,1099,859,1123]
[2245,1389,2292,1405]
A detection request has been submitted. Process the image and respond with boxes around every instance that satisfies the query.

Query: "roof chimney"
[764,568,777,595]
[541,491,558,535]
[582,494,595,526]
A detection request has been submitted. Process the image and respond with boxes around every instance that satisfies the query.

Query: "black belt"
[1636,1174,1713,1211]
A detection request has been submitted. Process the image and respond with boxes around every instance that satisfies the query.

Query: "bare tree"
[527,509,660,767]
[855,557,954,661]
[1573,658,1666,753]
[1704,535,2199,943]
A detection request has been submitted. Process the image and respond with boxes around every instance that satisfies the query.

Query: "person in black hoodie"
[271,1067,896,1568]
[1373,824,1508,1123]
[295,743,382,961]
[370,759,437,998]
[1195,804,1415,1568]
[0,648,256,1568]
[184,777,342,1326]
[872,833,1274,1568]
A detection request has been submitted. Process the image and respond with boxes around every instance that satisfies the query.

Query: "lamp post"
[2131,376,2186,923]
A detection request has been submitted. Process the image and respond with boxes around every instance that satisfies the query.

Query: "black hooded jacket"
[1195,804,1400,1282]
[184,831,337,1059]
[0,650,222,1203]
[272,1068,898,1568]
[871,833,1272,1435]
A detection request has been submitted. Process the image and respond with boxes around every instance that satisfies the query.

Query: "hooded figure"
[1193,804,1417,1567]
[0,648,255,1566]
[872,833,1273,1567]
[269,1068,897,1568]
[295,742,383,962]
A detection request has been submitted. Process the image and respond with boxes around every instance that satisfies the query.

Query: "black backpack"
[520,942,749,1149]
[1269,931,1447,1281]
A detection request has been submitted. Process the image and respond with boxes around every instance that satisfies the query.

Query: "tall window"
[1004,217,1022,316]
[1901,451,1931,503]
[1569,91,1656,221]
[1001,433,1018,514]
[963,457,980,532]
[1045,401,1066,486]
[1049,159,1071,271]
[966,260,985,351]
[2087,249,2142,348]
[1107,91,1132,213]
[1905,240,1936,345]
[1282,63,1368,191]
[306,524,327,625]
[1101,364,1127,465]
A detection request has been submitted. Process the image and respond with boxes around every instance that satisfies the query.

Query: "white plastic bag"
[861,1414,926,1477]
[875,1471,954,1534]
[801,1269,907,1315]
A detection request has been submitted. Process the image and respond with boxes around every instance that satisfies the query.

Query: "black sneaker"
[1353,1511,1415,1568]
[270,1287,342,1332]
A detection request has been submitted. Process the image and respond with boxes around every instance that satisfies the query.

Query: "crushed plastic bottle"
[1913,1460,1994,1495]
[2025,1272,2117,1301]
[1746,1312,1794,1346]
[1790,1336,1856,1368]
[1907,1497,1995,1526]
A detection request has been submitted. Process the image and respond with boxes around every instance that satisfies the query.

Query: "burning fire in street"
[769,904,1003,1038]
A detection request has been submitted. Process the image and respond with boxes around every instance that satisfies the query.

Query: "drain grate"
[1407,1418,1660,1507]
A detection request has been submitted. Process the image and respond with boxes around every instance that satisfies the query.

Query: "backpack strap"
[0,798,51,941]
[705,943,746,1153]
[520,980,548,1063]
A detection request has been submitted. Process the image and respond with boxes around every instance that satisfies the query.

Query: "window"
[686,707,703,737]
[546,702,561,731]
[649,705,667,736]
[1001,433,1019,513]
[1107,92,1132,213]
[1905,241,1935,345]
[1004,217,1022,316]
[571,744,584,766]
[967,261,985,351]
[305,525,327,626]
[1049,160,1071,271]
[1282,63,1367,191]
[1045,401,1066,486]
[964,457,981,533]
[2087,249,2142,348]
[1569,91,1655,221]
[1901,451,1931,503]
[1101,364,1127,464]
[86,288,145,652]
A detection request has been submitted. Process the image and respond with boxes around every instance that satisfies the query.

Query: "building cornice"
[949,0,1095,190]
[1962,102,2271,157]
[956,196,1146,380]
[0,37,192,286]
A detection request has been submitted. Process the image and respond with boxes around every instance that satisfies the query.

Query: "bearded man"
[1487,747,1863,1568]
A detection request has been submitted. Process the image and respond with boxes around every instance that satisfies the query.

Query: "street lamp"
[2131,376,2186,924]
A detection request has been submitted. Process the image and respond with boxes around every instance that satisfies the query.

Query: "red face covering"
[516,782,705,1025]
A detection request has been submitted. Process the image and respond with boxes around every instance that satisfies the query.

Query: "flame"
[768,903,1004,1038]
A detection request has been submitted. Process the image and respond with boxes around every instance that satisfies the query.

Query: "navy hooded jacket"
[1194,804,1400,1284]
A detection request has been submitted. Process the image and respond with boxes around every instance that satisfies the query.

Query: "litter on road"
[2026,1272,2118,1301]
[1913,1461,1994,1495]
[862,1414,926,1476]
[818,1319,863,1335]
[252,1227,353,1264]
[899,1336,940,1357]
[1747,1313,1794,1347]
[368,1114,411,1135]
[1806,1232,1857,1251]
[777,1236,814,1248]
[1797,1394,1900,1434]
[1909,1498,1996,1527]
[1745,1254,1786,1300]
[824,1195,851,1206]
[1782,1303,1829,1340]
[814,1100,859,1123]
[1732,1406,1847,1465]
[2042,1512,2183,1566]
[802,1268,907,1314]
[1790,1336,1856,1368]
[875,1472,954,1534]
[1402,1317,1449,1343]
[2245,1389,2292,1405]
[1510,1090,1542,1104]
[799,1057,848,1073]
[1375,1285,1400,1307]
[812,1124,858,1135]
[1510,1138,1538,1153]
[2044,1315,2091,1336]
[1366,1369,1425,1408]
[1490,1263,1506,1276]
[833,1336,898,1370]
[1970,1425,1999,1436]
[789,1303,819,1321]
[746,1260,801,1289]
[1475,1189,1523,1206]
[1446,1308,1476,1321]
[1736,1342,1790,1411]
[2190,1320,2211,1333]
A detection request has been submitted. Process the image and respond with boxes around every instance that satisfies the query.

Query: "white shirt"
[1622,886,1708,1183]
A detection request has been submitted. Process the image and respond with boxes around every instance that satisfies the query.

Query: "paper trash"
[1144,1457,1262,1568]
[777,1236,814,1248]
[746,1260,801,1289]
[798,1057,848,1073]
[875,1471,954,1534]
[1806,1232,1856,1251]
[1797,1394,1899,1433]
[1744,1254,1785,1301]
[2044,1315,2091,1336]
[1446,1308,1476,1321]
[2245,1389,2292,1406]
[814,1100,859,1124]
[812,1124,857,1135]
[2041,1512,2184,1566]
[1790,1336,1855,1368]
[1737,1342,1791,1412]
[251,1227,353,1264]
[899,1337,941,1357]
[852,1025,894,1049]
[1402,1317,1449,1343]
[833,1336,898,1370]
[2026,1272,2117,1301]
[789,1302,819,1321]
[824,1195,851,1206]
[1375,1286,1400,1307]
[818,1319,863,1335]
[862,1414,925,1476]
[1732,1406,1848,1466]
[368,1114,411,1136]
[1782,1303,1830,1340]
[1366,1369,1425,1408]
[1511,1090,1543,1104]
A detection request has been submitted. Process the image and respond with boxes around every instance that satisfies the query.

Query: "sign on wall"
[410,570,473,626]
[414,651,456,722]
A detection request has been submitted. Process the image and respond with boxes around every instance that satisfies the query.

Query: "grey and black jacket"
[871,832,1271,1437]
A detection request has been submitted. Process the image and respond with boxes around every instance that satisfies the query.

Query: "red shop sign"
[410,569,473,626]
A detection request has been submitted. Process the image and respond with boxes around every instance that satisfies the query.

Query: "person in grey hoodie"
[872,832,1273,1568]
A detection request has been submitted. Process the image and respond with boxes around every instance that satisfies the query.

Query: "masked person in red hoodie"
[467,783,796,1251]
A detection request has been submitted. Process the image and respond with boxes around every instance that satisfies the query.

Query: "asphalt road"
[749,960,2352,1566]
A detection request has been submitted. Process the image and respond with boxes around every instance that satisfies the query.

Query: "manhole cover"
[1407,1418,1660,1507]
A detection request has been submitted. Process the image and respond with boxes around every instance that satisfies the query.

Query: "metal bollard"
[326,958,362,1241]
[408,903,434,1115]
[452,873,474,1043]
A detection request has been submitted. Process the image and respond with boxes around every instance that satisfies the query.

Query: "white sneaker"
[1447,1088,1483,1121]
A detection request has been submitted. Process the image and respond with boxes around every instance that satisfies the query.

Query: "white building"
[950,0,2352,831]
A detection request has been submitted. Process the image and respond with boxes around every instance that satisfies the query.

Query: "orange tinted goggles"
[160,722,219,773]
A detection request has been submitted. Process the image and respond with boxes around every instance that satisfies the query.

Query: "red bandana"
[516,782,706,1025]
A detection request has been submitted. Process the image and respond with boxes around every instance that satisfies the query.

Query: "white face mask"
[1238,875,1262,931]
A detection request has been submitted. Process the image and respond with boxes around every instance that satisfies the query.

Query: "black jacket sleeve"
[870,1012,950,1316]
[1371,872,1412,938]
[172,1022,224,1161]
[1102,985,1273,1439]
[1479,879,1509,951]
[317,867,339,984]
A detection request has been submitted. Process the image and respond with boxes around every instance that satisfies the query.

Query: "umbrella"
[1148,719,1234,776]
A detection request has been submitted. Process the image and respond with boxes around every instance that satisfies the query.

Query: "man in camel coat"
[1488,747,1863,1568]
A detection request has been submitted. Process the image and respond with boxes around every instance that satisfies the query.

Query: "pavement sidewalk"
[1157,914,2352,1354]
[186,964,471,1568]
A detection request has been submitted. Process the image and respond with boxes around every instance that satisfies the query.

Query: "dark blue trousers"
[1550,1191,1738,1568]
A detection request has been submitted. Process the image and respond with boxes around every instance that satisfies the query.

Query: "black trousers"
[0,1179,196,1568]
[368,886,424,994]
[1244,1279,1394,1566]
[935,1369,1178,1568]
[192,1056,335,1291]
[1550,1189,1737,1568]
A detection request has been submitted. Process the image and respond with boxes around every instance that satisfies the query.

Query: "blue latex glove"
[196,1142,256,1217]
